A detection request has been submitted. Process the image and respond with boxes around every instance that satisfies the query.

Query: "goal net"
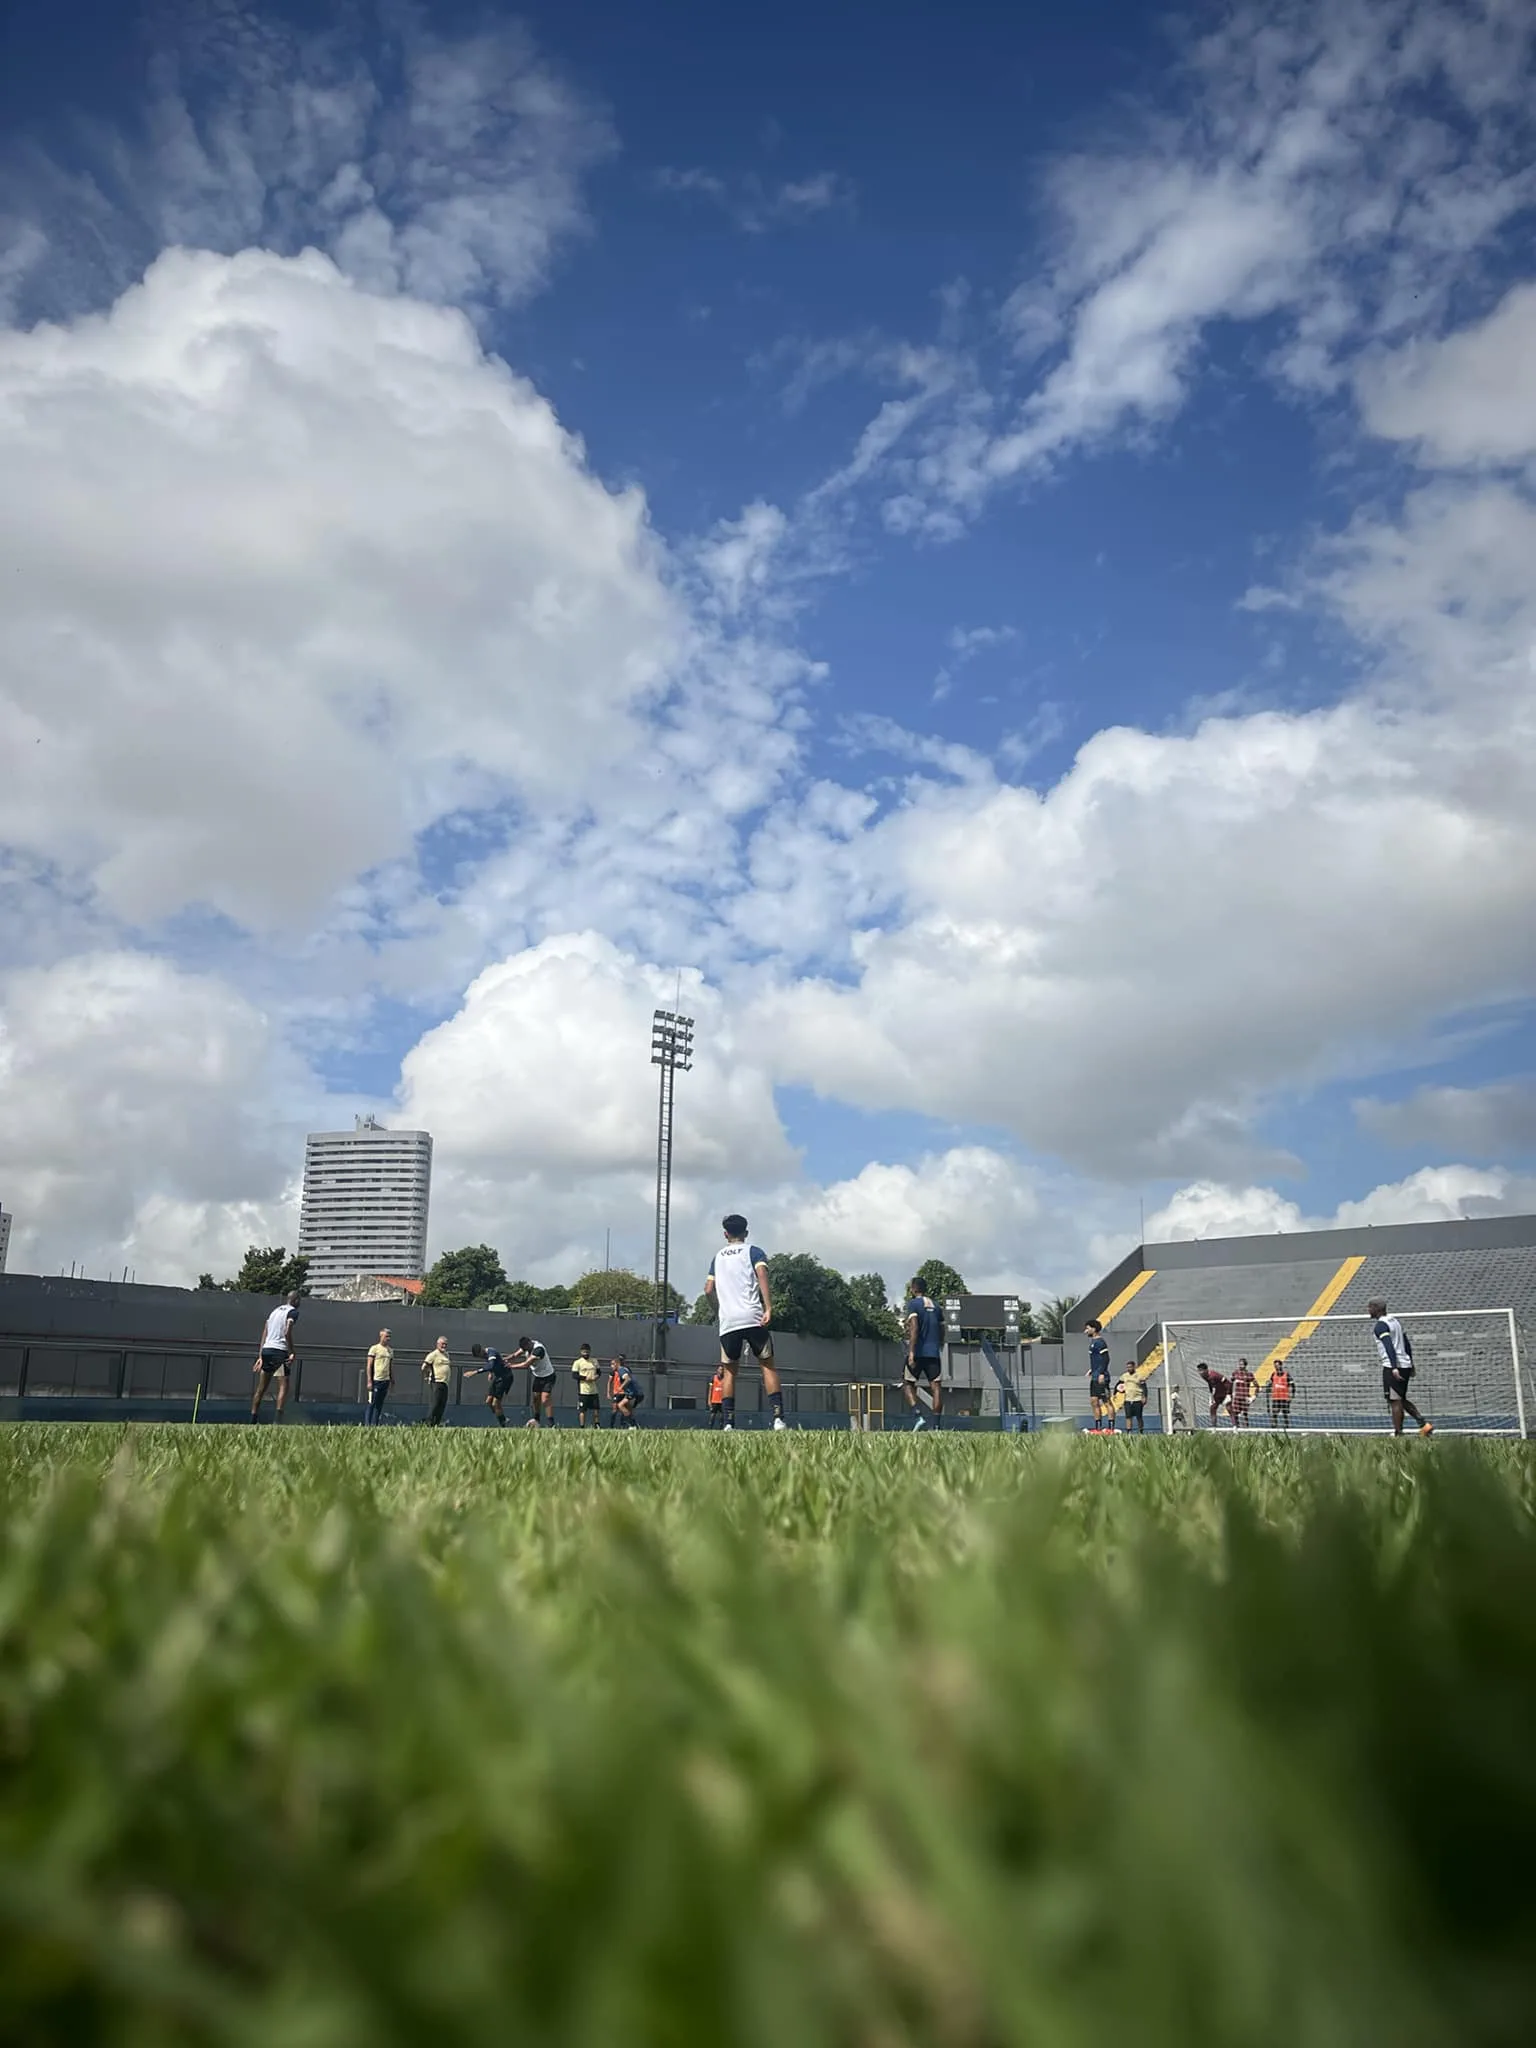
[1157,1309,1527,1436]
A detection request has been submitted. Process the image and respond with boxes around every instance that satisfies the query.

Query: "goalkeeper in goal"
[1369,1299,1434,1438]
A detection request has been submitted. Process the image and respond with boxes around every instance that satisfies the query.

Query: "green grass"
[1,1426,1533,2046]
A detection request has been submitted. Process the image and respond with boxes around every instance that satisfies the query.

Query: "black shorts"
[530,1375,556,1401]
[1089,1382,1111,1403]
[1383,1367,1414,1402]
[1123,1401,1145,1419]
[907,1354,942,1383]
[721,1326,773,1363]
[486,1373,513,1400]
[578,1392,599,1411]
[258,1348,290,1376]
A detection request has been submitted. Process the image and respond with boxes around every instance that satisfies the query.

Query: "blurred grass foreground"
[0,1425,1532,2046]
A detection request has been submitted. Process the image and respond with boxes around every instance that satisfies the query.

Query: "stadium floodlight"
[650,1007,695,1364]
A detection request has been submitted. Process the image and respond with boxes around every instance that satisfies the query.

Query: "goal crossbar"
[1155,1307,1526,1438]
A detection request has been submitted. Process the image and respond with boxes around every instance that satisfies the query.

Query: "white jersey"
[262,1304,294,1350]
[709,1240,768,1335]
[1372,1315,1413,1374]
[525,1341,554,1380]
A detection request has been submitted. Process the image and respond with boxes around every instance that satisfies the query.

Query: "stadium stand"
[1067,1215,1536,1433]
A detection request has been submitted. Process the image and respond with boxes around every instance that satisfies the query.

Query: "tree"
[686,1287,717,1326]
[914,1258,968,1304]
[847,1272,903,1343]
[1037,1294,1078,1344]
[209,1246,310,1296]
[764,1253,865,1340]
[572,1267,656,1313]
[420,1244,507,1310]
[485,1280,573,1313]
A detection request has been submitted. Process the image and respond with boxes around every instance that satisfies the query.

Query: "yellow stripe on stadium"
[1094,1267,1157,1328]
[1255,1256,1366,1386]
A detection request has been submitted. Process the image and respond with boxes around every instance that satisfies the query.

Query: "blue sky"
[2,0,1535,1291]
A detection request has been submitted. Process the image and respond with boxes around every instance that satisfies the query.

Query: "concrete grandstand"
[1066,1214,1536,1434]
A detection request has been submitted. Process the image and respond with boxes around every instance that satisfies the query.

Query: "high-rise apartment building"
[0,1204,11,1275]
[298,1117,432,1297]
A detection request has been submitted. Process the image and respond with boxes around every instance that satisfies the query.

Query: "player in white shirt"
[703,1215,785,1430]
[1368,1297,1433,1437]
[510,1336,557,1428]
[250,1292,300,1422]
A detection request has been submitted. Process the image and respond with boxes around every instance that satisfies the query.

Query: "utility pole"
[650,1006,695,1367]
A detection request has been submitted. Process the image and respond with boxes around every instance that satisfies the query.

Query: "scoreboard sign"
[943,1296,1023,1343]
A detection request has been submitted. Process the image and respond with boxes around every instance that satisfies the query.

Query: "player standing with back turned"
[704,1215,785,1431]
[1369,1298,1433,1437]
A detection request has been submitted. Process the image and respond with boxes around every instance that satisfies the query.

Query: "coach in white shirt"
[251,1291,300,1423]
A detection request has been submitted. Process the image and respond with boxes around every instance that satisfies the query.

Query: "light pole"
[650,1006,694,1366]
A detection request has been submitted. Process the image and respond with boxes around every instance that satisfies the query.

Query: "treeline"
[196,1242,1078,1343]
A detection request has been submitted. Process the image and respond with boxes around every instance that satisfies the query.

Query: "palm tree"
[1037,1293,1078,1344]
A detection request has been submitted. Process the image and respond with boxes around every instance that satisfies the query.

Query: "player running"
[250,1291,300,1422]
[572,1342,601,1428]
[1230,1358,1256,1430]
[1197,1363,1233,1428]
[467,1342,515,1425]
[1369,1298,1433,1437]
[1086,1320,1113,1431]
[510,1335,557,1428]
[901,1277,945,1431]
[703,1215,785,1432]
[610,1355,644,1427]
[1117,1365,1147,1434]
[1268,1364,1294,1430]
[364,1328,392,1425]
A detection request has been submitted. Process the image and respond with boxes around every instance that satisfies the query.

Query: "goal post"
[1158,1308,1527,1436]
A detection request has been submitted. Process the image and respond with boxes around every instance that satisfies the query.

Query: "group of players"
[1082,1298,1434,1436]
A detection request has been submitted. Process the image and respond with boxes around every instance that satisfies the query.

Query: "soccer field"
[1,1428,1532,2046]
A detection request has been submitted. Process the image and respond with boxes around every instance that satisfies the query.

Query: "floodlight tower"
[650,1006,695,1363]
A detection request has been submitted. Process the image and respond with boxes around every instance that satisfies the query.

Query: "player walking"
[707,1367,727,1428]
[1230,1358,1256,1430]
[364,1328,392,1425]
[466,1342,515,1425]
[901,1277,945,1431]
[703,1216,784,1431]
[1086,1320,1113,1431]
[1369,1298,1433,1437]
[421,1337,452,1426]
[250,1292,300,1422]
[510,1335,557,1427]
[572,1342,601,1428]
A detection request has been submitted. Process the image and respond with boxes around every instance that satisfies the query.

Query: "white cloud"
[1147,1163,1536,1242]
[1,6,612,322]
[653,166,853,233]
[0,951,300,1278]
[1358,282,1536,467]
[1355,1081,1536,1157]
[0,247,678,930]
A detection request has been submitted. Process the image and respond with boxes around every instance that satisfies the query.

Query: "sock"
[769,1390,784,1422]
[930,1410,942,1430]
[722,1397,736,1426]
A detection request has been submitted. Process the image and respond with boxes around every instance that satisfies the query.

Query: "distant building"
[298,1117,432,1298]
[0,1204,10,1275]
[326,1273,427,1305]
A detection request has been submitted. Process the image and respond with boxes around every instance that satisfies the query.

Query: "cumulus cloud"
[0,951,301,1278]
[1358,282,1536,467]
[0,4,612,322]
[0,247,678,930]
[1355,1081,1536,1158]
[1146,1164,1536,1242]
